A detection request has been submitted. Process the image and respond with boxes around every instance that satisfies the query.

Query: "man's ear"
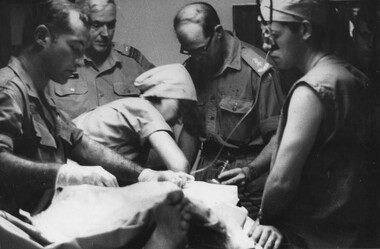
[300,20,313,41]
[34,25,51,47]
[214,24,224,39]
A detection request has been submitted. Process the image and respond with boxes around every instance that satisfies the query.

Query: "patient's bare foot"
[145,190,191,249]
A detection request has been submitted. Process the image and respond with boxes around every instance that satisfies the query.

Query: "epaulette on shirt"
[113,43,148,66]
[241,44,272,76]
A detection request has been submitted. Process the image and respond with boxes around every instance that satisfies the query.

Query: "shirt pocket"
[54,80,88,96]
[219,96,252,114]
[218,96,254,144]
[31,114,57,149]
[113,80,140,96]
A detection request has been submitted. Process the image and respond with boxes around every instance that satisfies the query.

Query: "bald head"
[174,2,220,38]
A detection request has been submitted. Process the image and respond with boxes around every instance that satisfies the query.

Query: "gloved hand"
[138,169,194,188]
[56,164,119,188]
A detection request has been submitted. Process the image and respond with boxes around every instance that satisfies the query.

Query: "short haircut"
[173,2,220,38]
[76,0,116,16]
[22,0,90,46]
[280,21,325,50]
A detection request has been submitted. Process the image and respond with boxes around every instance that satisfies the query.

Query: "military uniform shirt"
[186,33,285,219]
[47,43,154,119]
[73,97,172,166]
[185,32,284,148]
[0,57,83,215]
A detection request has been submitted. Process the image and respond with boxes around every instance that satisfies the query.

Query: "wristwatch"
[242,167,259,182]
[258,208,264,225]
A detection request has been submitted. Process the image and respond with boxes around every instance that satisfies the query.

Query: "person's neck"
[299,49,328,74]
[18,50,49,93]
[85,46,111,67]
[211,35,227,76]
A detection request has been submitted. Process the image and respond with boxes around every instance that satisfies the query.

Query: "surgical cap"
[260,0,327,25]
[135,64,197,102]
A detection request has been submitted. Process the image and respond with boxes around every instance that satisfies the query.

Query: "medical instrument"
[190,0,276,177]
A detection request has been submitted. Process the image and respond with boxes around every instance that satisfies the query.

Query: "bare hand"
[218,168,247,186]
[249,224,283,249]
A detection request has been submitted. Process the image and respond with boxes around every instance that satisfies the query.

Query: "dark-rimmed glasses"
[180,31,214,55]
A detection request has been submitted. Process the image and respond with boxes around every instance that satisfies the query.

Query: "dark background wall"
[1,0,380,75]
[0,0,258,67]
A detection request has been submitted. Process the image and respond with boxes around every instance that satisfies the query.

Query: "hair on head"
[76,0,116,16]
[22,0,90,46]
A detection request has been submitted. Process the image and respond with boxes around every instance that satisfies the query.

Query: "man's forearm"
[177,129,199,167]
[260,172,295,225]
[261,86,324,224]
[70,135,144,183]
[0,150,61,193]
[244,135,276,180]
[260,139,305,224]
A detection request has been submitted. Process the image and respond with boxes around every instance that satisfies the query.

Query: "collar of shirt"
[214,31,242,78]
[8,56,58,128]
[8,56,40,100]
[83,47,121,73]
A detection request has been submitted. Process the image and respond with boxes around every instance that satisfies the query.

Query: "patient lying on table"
[31,181,257,249]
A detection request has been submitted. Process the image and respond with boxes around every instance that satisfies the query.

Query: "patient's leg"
[144,190,191,249]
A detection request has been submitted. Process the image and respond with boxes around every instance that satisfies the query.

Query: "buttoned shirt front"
[187,33,285,220]
[47,43,154,119]
[185,32,284,149]
[0,57,83,215]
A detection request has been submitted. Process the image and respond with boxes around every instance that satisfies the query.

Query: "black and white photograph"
[0,0,380,248]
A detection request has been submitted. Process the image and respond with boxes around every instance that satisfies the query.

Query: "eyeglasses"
[180,32,214,55]
[91,19,117,31]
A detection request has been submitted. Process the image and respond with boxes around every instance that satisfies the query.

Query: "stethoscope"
[190,0,278,177]
[257,0,278,54]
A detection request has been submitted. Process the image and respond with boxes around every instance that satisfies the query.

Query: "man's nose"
[100,25,109,36]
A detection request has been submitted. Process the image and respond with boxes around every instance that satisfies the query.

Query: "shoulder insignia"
[125,46,130,54]
[124,45,137,58]
[241,44,272,76]
[113,43,141,59]
[126,46,140,60]
[113,43,154,70]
